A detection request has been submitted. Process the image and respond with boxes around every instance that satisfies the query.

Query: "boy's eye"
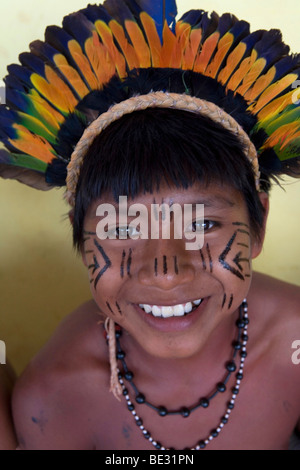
[107,225,141,239]
[185,219,218,234]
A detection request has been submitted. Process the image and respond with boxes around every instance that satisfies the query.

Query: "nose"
[137,239,196,289]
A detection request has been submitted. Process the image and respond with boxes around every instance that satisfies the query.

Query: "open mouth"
[138,299,203,318]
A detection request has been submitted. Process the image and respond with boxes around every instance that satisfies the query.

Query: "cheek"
[205,228,252,307]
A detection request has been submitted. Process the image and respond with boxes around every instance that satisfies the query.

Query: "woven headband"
[66,91,259,206]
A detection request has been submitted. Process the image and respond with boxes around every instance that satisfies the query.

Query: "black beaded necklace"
[108,299,249,450]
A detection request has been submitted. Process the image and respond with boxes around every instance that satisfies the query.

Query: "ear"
[251,192,269,259]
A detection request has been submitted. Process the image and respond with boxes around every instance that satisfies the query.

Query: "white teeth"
[139,299,203,318]
[184,302,193,314]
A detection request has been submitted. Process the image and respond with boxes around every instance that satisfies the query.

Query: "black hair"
[73,108,269,250]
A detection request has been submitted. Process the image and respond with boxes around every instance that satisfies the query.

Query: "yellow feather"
[31,73,76,114]
[255,88,296,121]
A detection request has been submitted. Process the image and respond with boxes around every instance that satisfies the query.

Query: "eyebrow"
[192,196,236,208]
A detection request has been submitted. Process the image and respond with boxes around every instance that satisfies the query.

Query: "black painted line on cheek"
[127,249,132,277]
[199,249,206,271]
[218,231,245,281]
[106,301,115,315]
[154,258,158,276]
[237,243,249,249]
[93,239,112,289]
[163,255,167,275]
[237,228,250,236]
[228,294,233,309]
[206,243,213,273]
[222,293,227,309]
[174,256,179,275]
[120,250,126,278]
[116,302,123,316]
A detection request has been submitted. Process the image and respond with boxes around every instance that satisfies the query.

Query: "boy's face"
[82,182,267,359]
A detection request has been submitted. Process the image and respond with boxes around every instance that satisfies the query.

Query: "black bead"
[242,334,249,341]
[118,372,123,380]
[236,372,243,380]
[135,393,146,404]
[143,431,150,439]
[116,350,126,359]
[128,403,135,411]
[221,416,228,424]
[181,407,190,418]
[232,340,242,350]
[158,406,168,417]
[211,429,219,438]
[240,350,247,358]
[232,387,239,395]
[236,319,245,328]
[124,371,134,381]
[198,440,206,449]
[122,388,129,396]
[115,329,122,338]
[243,316,249,325]
[217,382,226,393]
[155,442,162,449]
[200,398,209,408]
[226,361,236,372]
[227,402,235,410]
[136,418,143,426]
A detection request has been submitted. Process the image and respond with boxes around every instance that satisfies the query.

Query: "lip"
[132,297,209,333]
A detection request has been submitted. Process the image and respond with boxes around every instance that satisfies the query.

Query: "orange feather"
[243,66,276,102]
[206,32,234,79]
[255,88,297,121]
[193,32,220,74]
[218,42,247,85]
[85,32,116,85]
[109,20,140,70]
[53,54,90,98]
[140,12,162,67]
[248,73,298,113]
[235,57,266,96]
[226,49,257,91]
[182,28,202,70]
[124,19,151,68]
[160,21,179,68]
[94,21,127,78]
[10,124,55,163]
[68,40,99,89]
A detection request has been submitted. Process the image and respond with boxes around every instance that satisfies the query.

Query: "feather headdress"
[0,0,300,205]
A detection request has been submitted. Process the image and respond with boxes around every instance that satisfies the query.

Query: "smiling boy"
[0,0,300,450]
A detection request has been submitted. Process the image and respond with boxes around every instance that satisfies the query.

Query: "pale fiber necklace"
[107,299,249,450]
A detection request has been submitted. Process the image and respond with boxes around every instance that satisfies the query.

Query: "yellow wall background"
[0,0,299,374]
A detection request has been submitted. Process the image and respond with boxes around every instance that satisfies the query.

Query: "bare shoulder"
[0,363,17,449]
[249,271,300,370]
[12,300,110,450]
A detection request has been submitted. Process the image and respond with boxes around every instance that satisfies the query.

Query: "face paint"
[173,255,179,275]
[218,226,250,281]
[84,231,112,289]
[163,255,167,275]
